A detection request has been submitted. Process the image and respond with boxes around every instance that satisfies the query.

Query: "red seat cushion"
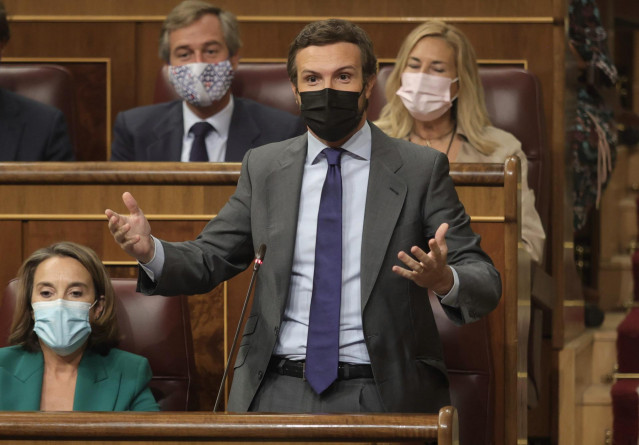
[617,308,639,373]
[612,379,639,445]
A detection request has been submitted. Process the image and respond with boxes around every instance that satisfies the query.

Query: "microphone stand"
[213,244,266,412]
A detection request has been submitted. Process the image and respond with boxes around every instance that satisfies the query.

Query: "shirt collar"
[307,121,372,164]
[182,95,234,138]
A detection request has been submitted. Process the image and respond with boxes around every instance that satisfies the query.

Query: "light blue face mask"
[32,299,96,357]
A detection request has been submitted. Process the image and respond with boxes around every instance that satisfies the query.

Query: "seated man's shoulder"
[2,88,64,120]
[117,100,180,123]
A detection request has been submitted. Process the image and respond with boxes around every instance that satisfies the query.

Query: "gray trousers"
[249,370,385,413]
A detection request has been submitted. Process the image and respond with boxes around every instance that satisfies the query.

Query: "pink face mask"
[396,72,459,121]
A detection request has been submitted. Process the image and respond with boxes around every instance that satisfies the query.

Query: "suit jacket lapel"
[150,101,184,161]
[226,98,261,161]
[361,124,407,308]
[0,89,24,161]
[264,134,307,312]
[4,350,44,410]
[74,351,119,411]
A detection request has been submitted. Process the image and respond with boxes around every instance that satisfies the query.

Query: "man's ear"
[94,296,105,320]
[364,74,377,99]
[291,81,300,106]
[230,51,240,71]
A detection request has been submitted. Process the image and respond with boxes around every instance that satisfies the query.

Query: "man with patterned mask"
[111,0,305,162]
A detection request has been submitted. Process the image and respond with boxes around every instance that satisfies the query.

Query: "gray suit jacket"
[0,88,74,161]
[110,98,306,161]
[140,123,501,413]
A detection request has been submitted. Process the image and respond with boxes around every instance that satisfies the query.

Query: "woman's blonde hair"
[9,242,119,354]
[375,20,495,154]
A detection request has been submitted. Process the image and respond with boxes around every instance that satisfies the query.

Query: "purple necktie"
[189,121,213,162]
[305,147,343,394]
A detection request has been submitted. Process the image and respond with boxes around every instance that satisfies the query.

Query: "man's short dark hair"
[287,18,377,88]
[0,1,10,45]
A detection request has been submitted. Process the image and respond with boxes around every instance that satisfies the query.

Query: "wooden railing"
[0,407,458,444]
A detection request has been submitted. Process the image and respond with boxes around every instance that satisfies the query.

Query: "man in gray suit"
[106,19,501,413]
[110,0,304,162]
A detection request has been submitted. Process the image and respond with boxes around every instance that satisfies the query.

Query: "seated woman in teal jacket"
[0,241,159,411]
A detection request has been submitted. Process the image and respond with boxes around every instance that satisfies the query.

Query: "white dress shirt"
[273,123,372,363]
[180,96,234,162]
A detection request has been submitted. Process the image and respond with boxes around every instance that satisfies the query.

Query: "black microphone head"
[256,244,267,261]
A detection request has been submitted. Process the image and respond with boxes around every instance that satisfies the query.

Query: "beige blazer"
[455,126,546,264]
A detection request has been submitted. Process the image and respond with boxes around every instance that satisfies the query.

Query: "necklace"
[411,122,457,156]
[442,122,457,156]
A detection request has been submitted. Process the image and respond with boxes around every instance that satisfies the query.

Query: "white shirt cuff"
[436,266,460,306]
[139,236,165,282]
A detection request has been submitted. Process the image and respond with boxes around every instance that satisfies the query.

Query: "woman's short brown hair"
[9,242,119,355]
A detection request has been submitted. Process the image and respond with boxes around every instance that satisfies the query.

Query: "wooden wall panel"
[0,221,22,308]
[69,62,109,160]
[4,0,555,17]
[135,22,165,109]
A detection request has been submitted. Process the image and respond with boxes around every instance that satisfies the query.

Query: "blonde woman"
[375,20,545,264]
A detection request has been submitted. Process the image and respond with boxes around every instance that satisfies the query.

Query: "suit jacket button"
[258,370,263,379]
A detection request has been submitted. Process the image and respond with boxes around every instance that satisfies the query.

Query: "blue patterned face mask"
[168,60,234,107]
[32,299,96,357]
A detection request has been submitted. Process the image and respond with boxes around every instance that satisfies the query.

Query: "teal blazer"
[0,345,159,411]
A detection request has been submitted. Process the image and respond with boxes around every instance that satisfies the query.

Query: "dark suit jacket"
[140,123,501,413]
[110,97,306,161]
[0,345,159,411]
[0,88,75,161]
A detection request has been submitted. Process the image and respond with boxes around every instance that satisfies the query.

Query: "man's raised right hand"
[105,192,155,264]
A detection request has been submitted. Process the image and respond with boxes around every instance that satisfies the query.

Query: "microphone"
[213,244,267,412]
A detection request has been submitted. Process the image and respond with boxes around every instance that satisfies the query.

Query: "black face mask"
[298,88,364,142]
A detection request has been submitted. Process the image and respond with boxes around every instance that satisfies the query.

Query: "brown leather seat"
[0,64,77,150]
[477,66,552,409]
[0,278,196,411]
[154,64,299,115]
[612,196,639,444]
[430,292,493,445]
